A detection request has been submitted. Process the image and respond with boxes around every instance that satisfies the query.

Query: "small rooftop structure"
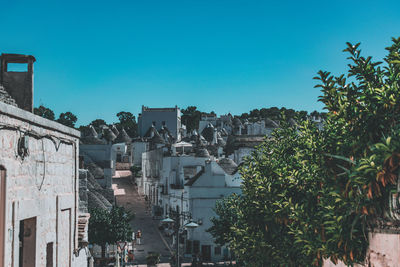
[0,53,35,112]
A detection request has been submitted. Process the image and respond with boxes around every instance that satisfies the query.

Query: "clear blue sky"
[1,0,399,126]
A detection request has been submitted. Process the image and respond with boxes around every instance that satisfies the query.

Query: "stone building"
[138,106,183,141]
[224,135,265,164]
[157,156,241,262]
[0,54,87,266]
[183,159,241,262]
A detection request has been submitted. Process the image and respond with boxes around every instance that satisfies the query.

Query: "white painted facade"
[155,155,242,262]
[184,160,242,262]
[132,141,149,167]
[198,115,233,136]
[158,155,208,216]
[0,101,86,267]
[80,144,118,189]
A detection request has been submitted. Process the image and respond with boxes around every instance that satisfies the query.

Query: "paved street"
[112,171,172,265]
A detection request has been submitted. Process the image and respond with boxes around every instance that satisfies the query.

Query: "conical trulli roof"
[114,128,131,144]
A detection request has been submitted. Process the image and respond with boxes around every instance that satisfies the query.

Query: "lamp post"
[161,215,198,267]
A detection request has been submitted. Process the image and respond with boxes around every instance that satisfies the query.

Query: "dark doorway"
[19,217,37,267]
[46,242,53,267]
[201,245,211,262]
[0,167,5,267]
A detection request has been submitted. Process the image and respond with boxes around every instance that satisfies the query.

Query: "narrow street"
[112,170,172,265]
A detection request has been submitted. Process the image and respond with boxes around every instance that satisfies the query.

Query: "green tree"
[209,38,400,266]
[88,206,133,258]
[116,111,138,137]
[34,105,55,120]
[211,120,327,266]
[181,106,203,132]
[57,112,77,128]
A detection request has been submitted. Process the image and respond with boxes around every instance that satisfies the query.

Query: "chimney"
[0,54,35,112]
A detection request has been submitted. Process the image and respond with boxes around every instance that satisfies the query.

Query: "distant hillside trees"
[34,105,55,120]
[115,111,138,137]
[34,105,78,128]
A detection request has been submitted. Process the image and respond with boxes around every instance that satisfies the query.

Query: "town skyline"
[2,0,400,125]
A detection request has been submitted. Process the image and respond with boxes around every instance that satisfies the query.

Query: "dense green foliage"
[116,111,138,137]
[209,38,400,266]
[89,206,133,257]
[33,105,78,128]
[57,111,77,127]
[181,106,216,132]
[238,107,324,122]
[34,105,55,120]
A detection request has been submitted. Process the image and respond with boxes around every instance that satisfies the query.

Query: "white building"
[0,53,87,267]
[157,153,241,262]
[132,140,149,167]
[158,152,209,216]
[138,106,183,141]
[80,143,118,189]
[183,159,241,262]
[198,114,233,135]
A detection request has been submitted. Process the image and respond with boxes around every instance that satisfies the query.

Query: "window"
[0,167,5,265]
[186,240,192,254]
[6,63,28,72]
[193,240,200,254]
[214,246,221,255]
[46,242,53,267]
[19,217,37,267]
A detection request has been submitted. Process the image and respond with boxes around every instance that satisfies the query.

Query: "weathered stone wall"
[80,144,115,189]
[0,102,81,266]
[323,231,400,267]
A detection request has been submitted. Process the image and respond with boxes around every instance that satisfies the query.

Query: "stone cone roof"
[111,125,120,136]
[220,128,229,136]
[114,128,131,144]
[86,170,112,211]
[86,163,104,179]
[233,117,242,127]
[103,128,117,142]
[217,132,226,146]
[217,158,238,175]
[195,148,210,158]
[265,118,279,128]
[159,126,174,144]
[145,126,165,144]
[81,126,106,145]
[90,125,98,137]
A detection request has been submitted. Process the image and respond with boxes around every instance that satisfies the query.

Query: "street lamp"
[161,215,198,266]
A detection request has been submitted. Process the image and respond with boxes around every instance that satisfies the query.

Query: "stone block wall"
[323,231,400,267]
[0,102,82,266]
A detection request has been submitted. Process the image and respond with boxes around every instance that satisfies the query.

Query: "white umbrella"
[172,141,193,148]
[161,217,175,223]
[172,141,193,154]
[184,221,199,229]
